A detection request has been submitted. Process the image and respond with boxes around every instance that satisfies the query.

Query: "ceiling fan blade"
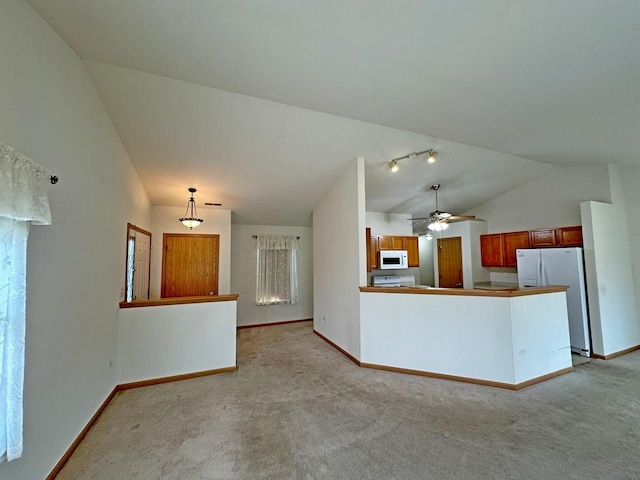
[448,215,476,222]
[410,216,432,221]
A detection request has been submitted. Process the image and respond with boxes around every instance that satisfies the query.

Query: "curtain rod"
[253,235,300,239]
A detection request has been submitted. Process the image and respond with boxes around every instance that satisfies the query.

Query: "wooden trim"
[514,367,574,390]
[359,285,568,297]
[48,365,237,478]
[124,223,152,302]
[46,386,119,480]
[117,366,237,390]
[360,363,574,390]
[237,318,313,329]
[120,294,238,308]
[313,330,361,366]
[592,344,640,360]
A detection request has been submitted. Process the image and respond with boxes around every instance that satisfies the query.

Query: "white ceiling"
[26,0,640,227]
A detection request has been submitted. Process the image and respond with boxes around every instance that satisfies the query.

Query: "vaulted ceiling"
[26,0,640,226]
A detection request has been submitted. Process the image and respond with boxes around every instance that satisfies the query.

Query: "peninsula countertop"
[359,285,568,298]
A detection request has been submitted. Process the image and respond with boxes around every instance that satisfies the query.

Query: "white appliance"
[372,275,401,287]
[379,250,408,270]
[516,247,590,357]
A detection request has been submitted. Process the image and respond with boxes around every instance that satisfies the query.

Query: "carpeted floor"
[57,321,640,479]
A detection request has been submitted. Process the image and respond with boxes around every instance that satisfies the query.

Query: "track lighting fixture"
[388,149,438,172]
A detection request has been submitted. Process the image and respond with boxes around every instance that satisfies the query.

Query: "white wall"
[619,165,640,311]
[580,167,640,356]
[418,236,435,286]
[433,221,489,288]
[313,158,366,359]
[231,224,313,326]
[365,212,412,235]
[117,302,237,384]
[466,165,612,232]
[0,1,151,478]
[149,206,231,298]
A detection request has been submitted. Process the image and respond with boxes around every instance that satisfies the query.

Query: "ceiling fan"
[411,184,476,231]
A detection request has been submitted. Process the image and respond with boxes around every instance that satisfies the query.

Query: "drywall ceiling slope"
[26,0,640,168]
[83,61,553,226]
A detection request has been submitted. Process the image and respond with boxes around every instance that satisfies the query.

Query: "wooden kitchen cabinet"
[529,229,557,247]
[377,235,392,250]
[503,231,530,267]
[557,226,583,246]
[404,236,420,267]
[480,234,504,266]
[371,233,419,269]
[369,232,378,270]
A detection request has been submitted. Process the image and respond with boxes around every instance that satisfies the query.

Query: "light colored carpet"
[57,321,640,479]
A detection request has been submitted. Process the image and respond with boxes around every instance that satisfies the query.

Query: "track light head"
[427,150,438,163]
[389,159,399,172]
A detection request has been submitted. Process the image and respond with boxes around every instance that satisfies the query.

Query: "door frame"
[124,223,152,302]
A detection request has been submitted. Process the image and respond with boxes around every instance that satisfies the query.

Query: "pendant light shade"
[179,187,204,229]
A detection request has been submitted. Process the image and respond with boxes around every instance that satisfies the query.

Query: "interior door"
[132,230,151,300]
[437,237,463,288]
[161,233,219,297]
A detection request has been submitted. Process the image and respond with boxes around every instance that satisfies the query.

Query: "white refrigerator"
[516,247,590,357]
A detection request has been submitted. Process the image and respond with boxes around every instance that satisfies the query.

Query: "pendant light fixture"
[179,187,204,229]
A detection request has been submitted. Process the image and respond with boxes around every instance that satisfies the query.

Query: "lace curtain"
[255,235,300,306]
[0,141,51,463]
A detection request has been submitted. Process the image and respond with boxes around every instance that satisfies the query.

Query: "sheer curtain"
[255,235,300,306]
[0,141,51,463]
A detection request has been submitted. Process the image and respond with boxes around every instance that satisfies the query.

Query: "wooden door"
[161,234,219,297]
[438,237,463,288]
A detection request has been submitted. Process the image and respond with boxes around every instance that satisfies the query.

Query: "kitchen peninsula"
[359,286,572,389]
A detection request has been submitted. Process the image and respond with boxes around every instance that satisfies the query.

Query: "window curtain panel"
[255,235,300,306]
[0,141,51,463]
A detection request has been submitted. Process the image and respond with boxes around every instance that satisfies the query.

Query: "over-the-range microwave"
[379,250,408,269]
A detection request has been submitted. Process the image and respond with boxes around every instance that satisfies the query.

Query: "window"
[255,235,299,305]
[0,141,52,463]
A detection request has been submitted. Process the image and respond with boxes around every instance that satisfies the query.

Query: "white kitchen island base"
[359,286,573,390]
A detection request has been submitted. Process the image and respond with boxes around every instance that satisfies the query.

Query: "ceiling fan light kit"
[410,183,476,232]
[388,148,438,173]
[179,187,204,229]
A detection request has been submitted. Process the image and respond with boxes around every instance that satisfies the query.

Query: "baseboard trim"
[360,363,574,391]
[46,386,119,480]
[237,318,313,329]
[313,330,361,366]
[117,366,237,390]
[47,366,236,479]
[592,344,640,360]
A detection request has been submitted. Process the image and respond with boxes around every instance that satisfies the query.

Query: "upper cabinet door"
[530,229,557,247]
[557,226,583,246]
[480,234,504,266]
[404,236,419,267]
[378,235,393,250]
[503,231,530,267]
